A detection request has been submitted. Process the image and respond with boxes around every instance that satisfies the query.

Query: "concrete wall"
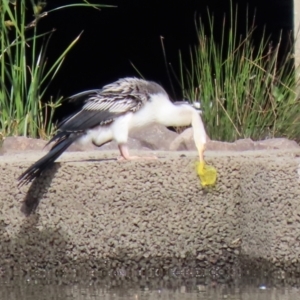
[1,150,300,276]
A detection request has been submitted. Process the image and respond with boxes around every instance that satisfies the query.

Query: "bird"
[18,77,208,186]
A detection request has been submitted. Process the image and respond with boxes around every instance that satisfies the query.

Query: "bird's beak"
[198,143,206,163]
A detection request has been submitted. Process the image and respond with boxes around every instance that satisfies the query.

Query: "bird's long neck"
[191,109,206,145]
[161,103,207,144]
[161,102,207,160]
[158,101,207,154]
[151,96,207,160]
[191,109,207,162]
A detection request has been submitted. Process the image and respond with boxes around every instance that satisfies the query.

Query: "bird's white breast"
[76,93,173,146]
[129,93,173,130]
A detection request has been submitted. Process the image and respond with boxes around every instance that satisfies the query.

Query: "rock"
[3,132,298,155]
[205,137,255,152]
[206,140,237,151]
[69,124,176,151]
[64,143,96,152]
[0,124,172,154]
[254,138,300,150]
[0,136,98,153]
[62,137,151,152]
[234,138,255,151]
[97,138,151,151]
[169,128,215,151]
[49,139,148,152]
[1,137,47,153]
[67,124,174,152]
[169,129,299,152]
[129,124,179,150]
[169,128,195,151]
[206,138,254,151]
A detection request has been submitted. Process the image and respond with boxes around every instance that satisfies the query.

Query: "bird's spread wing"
[58,90,147,132]
[57,77,165,133]
[18,78,167,186]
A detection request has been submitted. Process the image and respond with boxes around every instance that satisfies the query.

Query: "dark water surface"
[1,271,300,300]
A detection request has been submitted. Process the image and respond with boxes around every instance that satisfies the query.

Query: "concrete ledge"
[1,150,300,275]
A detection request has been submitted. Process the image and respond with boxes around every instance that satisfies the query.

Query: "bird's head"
[173,100,202,115]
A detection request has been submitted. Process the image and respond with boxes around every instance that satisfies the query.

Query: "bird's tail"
[18,132,81,187]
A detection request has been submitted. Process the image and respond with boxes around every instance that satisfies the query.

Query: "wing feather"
[57,77,165,132]
[58,90,146,132]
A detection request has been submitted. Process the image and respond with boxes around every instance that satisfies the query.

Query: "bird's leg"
[118,144,132,160]
[117,143,157,161]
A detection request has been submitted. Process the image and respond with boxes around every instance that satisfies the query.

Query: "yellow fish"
[196,161,217,187]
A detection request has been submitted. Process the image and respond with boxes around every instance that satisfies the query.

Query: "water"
[1,272,300,300]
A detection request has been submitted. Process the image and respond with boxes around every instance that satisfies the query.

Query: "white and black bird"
[18,77,207,186]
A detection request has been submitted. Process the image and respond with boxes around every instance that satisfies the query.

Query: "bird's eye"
[192,102,201,109]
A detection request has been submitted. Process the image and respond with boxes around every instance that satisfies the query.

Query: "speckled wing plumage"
[18,77,167,186]
[57,77,167,133]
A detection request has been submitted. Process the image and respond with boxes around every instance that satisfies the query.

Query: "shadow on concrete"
[0,210,242,282]
[1,214,300,289]
[21,163,61,216]
[20,157,115,216]
[65,157,116,163]
[0,213,69,277]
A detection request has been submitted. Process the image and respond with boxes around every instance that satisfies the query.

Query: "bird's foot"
[117,155,158,161]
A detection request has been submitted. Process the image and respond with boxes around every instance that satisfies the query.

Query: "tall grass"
[179,5,300,142]
[0,0,112,141]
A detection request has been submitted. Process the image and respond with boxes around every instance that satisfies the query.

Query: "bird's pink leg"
[118,144,157,161]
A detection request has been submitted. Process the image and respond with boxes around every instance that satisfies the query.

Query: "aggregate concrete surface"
[1,149,300,276]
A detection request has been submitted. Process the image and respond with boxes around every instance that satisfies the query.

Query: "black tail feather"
[46,130,70,146]
[18,133,80,187]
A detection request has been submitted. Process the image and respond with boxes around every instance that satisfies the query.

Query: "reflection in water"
[1,272,300,300]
